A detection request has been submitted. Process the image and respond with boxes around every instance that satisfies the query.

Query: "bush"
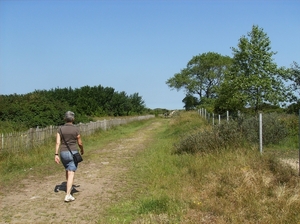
[239,113,289,145]
[173,121,245,154]
[174,113,290,154]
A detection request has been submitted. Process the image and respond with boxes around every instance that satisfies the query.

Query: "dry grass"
[104,111,300,223]
[2,112,300,223]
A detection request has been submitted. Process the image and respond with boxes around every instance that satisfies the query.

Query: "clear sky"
[0,0,299,109]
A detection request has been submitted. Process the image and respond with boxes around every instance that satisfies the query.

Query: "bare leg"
[66,170,75,196]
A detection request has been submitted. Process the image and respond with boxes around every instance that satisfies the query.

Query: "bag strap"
[59,127,74,155]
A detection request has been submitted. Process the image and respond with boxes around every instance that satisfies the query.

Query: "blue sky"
[0,0,299,109]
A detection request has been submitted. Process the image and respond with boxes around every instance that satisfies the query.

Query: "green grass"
[1,112,300,223]
[98,111,300,223]
[0,118,156,190]
[98,116,187,223]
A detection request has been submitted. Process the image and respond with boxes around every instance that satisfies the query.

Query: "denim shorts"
[60,151,78,171]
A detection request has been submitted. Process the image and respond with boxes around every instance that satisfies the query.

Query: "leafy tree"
[166,52,232,104]
[129,93,146,115]
[286,62,300,114]
[286,101,300,114]
[182,94,199,110]
[288,61,300,95]
[95,86,115,115]
[0,84,147,129]
[215,25,290,113]
[107,91,127,116]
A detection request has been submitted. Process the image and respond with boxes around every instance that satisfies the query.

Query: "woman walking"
[54,111,84,202]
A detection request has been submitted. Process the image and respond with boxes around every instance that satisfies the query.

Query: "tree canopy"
[289,61,300,95]
[285,61,300,114]
[167,25,295,113]
[214,25,291,113]
[0,85,147,130]
[166,52,232,107]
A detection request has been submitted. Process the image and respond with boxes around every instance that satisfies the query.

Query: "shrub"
[174,113,290,154]
[239,113,289,145]
[173,121,245,154]
[279,114,298,137]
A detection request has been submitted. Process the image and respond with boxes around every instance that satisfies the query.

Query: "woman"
[55,111,84,202]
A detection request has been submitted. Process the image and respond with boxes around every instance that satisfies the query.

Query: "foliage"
[174,112,290,154]
[0,85,147,130]
[288,61,300,96]
[215,25,291,113]
[0,120,27,133]
[182,94,199,110]
[103,111,300,223]
[2,111,300,223]
[166,52,232,109]
[286,101,300,114]
[173,121,245,154]
[279,114,299,137]
[238,113,289,145]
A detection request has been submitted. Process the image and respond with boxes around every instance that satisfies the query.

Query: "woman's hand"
[55,155,60,164]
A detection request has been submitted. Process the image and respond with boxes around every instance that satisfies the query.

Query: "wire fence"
[0,115,155,153]
[198,108,300,175]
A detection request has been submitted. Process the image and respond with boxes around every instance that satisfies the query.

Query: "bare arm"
[55,133,61,164]
[77,134,84,155]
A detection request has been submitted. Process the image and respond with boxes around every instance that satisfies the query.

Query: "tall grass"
[100,111,300,223]
[0,138,61,188]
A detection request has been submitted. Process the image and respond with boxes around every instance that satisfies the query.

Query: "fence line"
[198,108,275,153]
[0,115,154,152]
[198,108,300,175]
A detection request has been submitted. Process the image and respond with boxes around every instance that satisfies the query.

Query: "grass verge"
[0,118,156,191]
[1,112,300,223]
[99,111,300,223]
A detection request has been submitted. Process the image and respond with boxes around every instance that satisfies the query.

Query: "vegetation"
[1,23,300,222]
[174,113,292,155]
[0,118,155,189]
[166,52,232,110]
[166,25,298,114]
[0,85,148,131]
[100,111,300,223]
[289,61,300,96]
[215,25,291,113]
[1,111,299,223]
[287,62,300,114]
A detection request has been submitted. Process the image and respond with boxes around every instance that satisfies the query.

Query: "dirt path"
[0,120,162,224]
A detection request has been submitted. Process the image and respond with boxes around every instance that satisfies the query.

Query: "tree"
[182,94,199,111]
[215,25,290,113]
[0,83,148,129]
[166,52,232,104]
[289,61,300,95]
[129,93,145,115]
[285,61,300,114]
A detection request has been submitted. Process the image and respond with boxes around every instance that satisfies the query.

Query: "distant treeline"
[0,85,150,131]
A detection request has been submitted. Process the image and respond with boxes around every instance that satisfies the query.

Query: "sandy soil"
[281,158,299,172]
[0,121,162,224]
